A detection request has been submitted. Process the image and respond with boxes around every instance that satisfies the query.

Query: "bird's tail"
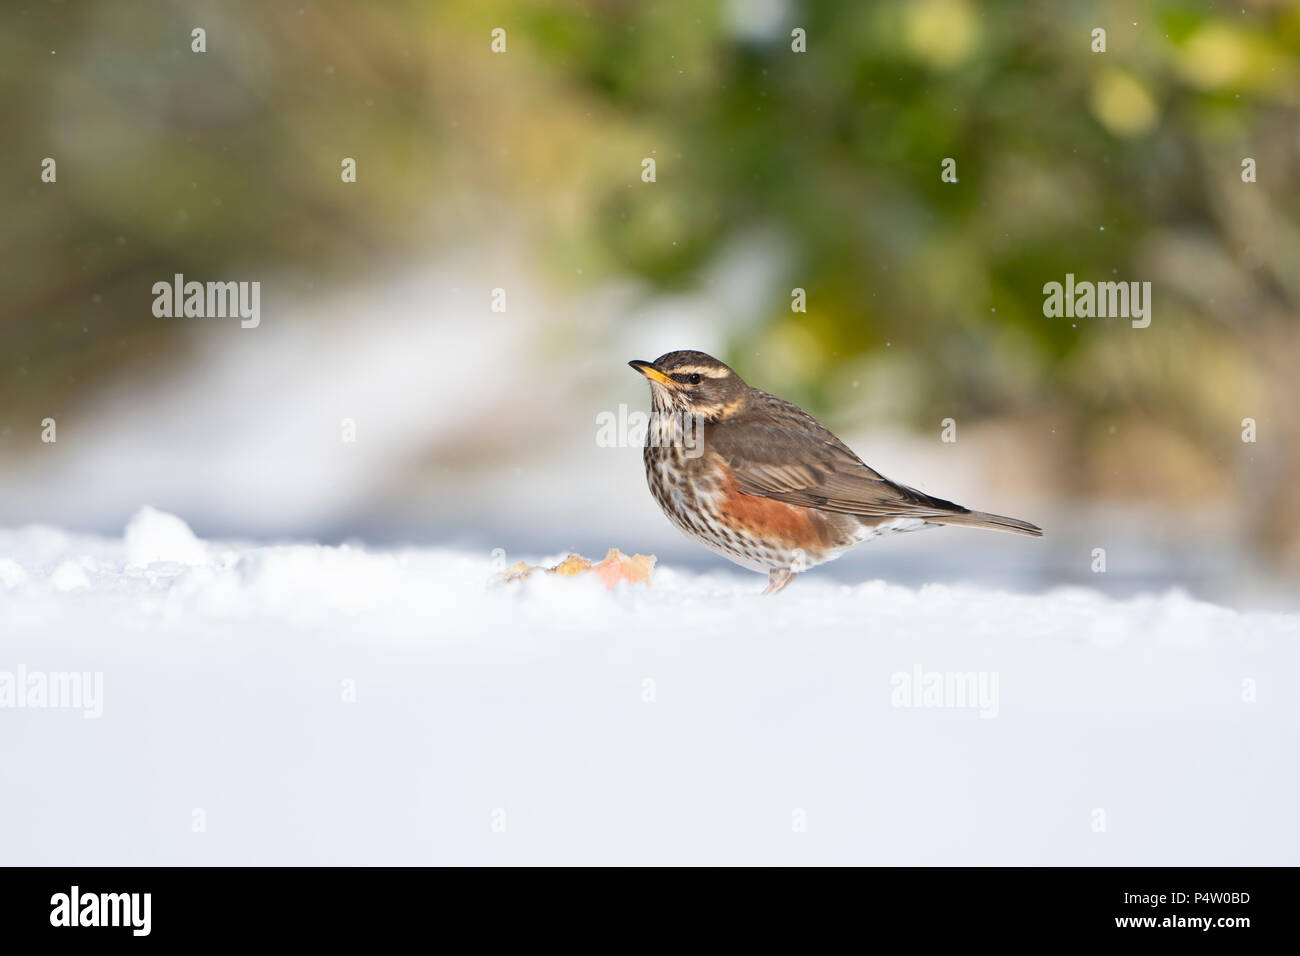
[932,510,1044,537]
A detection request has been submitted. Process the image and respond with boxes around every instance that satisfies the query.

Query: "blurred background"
[2,0,1298,604]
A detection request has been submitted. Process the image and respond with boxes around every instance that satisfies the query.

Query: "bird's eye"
[687,374,702,385]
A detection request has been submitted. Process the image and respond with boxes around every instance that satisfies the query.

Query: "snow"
[0,558,31,589]
[49,559,91,592]
[2,509,1297,865]
[124,506,209,568]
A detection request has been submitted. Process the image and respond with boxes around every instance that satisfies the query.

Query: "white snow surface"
[2,508,1297,865]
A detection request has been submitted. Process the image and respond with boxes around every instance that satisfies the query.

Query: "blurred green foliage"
[3,0,1299,552]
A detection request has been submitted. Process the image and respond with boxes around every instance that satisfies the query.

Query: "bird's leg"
[762,567,797,595]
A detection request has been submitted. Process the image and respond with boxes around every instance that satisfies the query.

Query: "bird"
[629,350,1042,594]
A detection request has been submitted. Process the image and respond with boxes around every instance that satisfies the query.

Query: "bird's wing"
[707,394,969,519]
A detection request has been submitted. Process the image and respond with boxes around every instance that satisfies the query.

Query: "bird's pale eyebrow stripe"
[670,366,731,378]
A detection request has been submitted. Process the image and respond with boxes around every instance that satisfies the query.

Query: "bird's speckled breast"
[644,443,866,572]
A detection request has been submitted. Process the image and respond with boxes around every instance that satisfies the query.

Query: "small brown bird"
[630,350,1042,594]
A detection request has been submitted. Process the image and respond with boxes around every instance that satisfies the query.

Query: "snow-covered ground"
[2,508,1297,865]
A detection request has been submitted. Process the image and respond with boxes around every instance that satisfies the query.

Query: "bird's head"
[628,350,749,422]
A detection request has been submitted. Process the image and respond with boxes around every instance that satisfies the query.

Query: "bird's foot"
[762,567,797,595]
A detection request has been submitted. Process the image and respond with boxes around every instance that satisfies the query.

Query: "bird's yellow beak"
[628,360,677,388]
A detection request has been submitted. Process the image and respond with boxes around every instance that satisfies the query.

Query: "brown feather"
[707,389,1041,533]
